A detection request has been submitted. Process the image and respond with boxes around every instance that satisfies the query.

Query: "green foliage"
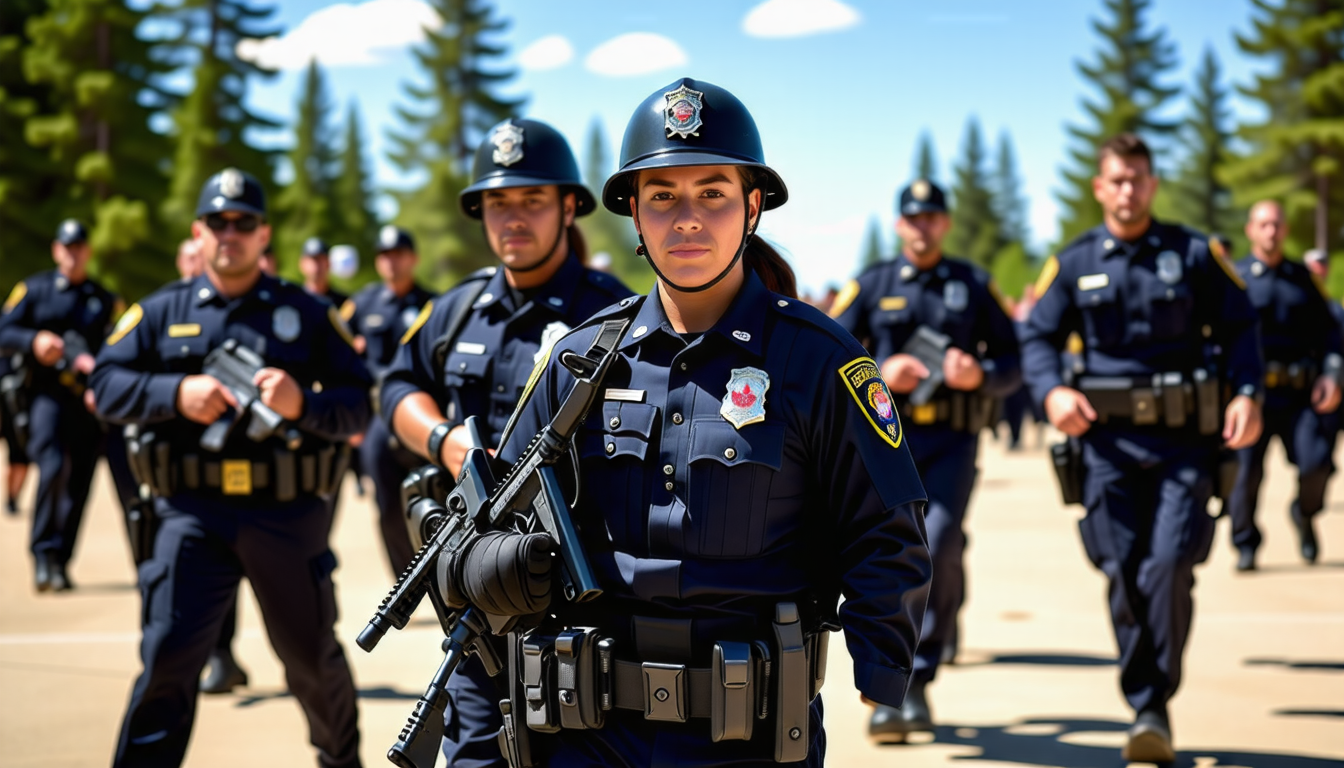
[947,116,1005,268]
[1056,0,1180,247]
[273,59,338,280]
[577,117,650,292]
[330,102,381,293]
[912,131,939,186]
[387,0,525,291]
[1220,0,1344,268]
[859,216,885,273]
[988,240,1038,303]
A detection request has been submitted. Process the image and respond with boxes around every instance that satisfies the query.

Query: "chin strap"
[633,191,760,294]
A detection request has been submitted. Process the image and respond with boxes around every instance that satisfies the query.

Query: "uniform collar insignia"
[721,367,768,429]
[664,84,704,139]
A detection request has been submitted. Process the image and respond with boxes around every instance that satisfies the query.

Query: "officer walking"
[299,237,350,307]
[1021,134,1263,762]
[830,179,1021,742]
[0,219,118,591]
[1227,201,1341,569]
[379,116,634,765]
[341,226,434,574]
[92,168,368,768]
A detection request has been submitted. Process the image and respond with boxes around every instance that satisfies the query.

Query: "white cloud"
[584,33,687,77]
[518,35,574,71]
[236,0,440,70]
[742,0,860,38]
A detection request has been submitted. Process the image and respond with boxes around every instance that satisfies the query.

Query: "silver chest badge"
[491,122,524,167]
[273,306,302,342]
[1156,250,1184,285]
[943,280,969,312]
[535,321,571,364]
[664,84,704,139]
[720,367,769,430]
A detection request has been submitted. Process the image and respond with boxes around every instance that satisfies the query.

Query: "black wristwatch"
[426,421,454,468]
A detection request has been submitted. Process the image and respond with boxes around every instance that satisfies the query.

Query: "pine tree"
[947,116,1004,268]
[1056,0,1180,246]
[577,117,649,292]
[912,131,939,185]
[387,0,525,289]
[273,58,338,278]
[331,101,380,290]
[157,0,281,240]
[859,216,884,272]
[20,0,179,298]
[993,130,1030,247]
[1220,0,1344,278]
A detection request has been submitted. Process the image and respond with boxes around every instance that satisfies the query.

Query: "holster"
[125,495,158,565]
[1050,438,1084,506]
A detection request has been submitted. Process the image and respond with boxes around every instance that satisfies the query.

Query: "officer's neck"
[304,277,329,296]
[1252,248,1284,268]
[503,242,568,291]
[206,266,262,299]
[56,264,87,285]
[902,248,943,271]
[385,278,415,298]
[1103,213,1153,243]
[658,269,745,334]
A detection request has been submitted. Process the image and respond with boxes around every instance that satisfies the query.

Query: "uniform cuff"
[148,373,187,421]
[853,660,911,709]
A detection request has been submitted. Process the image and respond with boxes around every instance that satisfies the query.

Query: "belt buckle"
[641,662,687,722]
[221,459,252,495]
[912,403,937,425]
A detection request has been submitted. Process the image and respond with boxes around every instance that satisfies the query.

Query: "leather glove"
[440,530,554,616]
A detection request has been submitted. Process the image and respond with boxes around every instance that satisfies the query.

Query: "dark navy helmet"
[302,237,329,257]
[375,225,415,253]
[897,179,948,216]
[55,219,89,246]
[602,77,787,216]
[459,118,595,219]
[196,168,267,217]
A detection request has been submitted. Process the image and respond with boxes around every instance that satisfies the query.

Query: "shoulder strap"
[431,278,492,395]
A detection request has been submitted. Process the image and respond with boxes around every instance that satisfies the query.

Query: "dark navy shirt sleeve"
[1194,239,1262,396]
[828,275,873,346]
[969,270,1023,399]
[91,297,186,424]
[295,300,373,441]
[0,278,44,354]
[1020,253,1080,407]
[380,291,456,422]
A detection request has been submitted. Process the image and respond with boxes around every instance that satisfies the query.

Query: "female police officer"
[379,117,634,765]
[479,78,932,766]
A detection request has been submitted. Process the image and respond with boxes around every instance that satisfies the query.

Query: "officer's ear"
[561,191,577,228]
[746,188,762,232]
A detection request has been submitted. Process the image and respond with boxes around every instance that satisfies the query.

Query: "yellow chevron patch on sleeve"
[107,303,143,346]
[1034,255,1060,297]
[328,306,355,346]
[339,298,356,322]
[3,282,27,313]
[828,279,860,318]
[1211,246,1246,290]
[400,300,433,345]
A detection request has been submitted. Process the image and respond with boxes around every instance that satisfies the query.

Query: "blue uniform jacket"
[0,270,118,390]
[1021,221,1262,423]
[1234,254,1342,408]
[499,269,932,708]
[90,273,371,450]
[341,281,434,377]
[380,254,634,445]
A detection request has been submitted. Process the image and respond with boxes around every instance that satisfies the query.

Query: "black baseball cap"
[55,219,89,245]
[196,168,267,217]
[897,179,949,216]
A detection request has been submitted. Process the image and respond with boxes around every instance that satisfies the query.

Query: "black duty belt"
[1264,360,1318,390]
[1077,369,1222,435]
[898,390,997,433]
[126,431,350,501]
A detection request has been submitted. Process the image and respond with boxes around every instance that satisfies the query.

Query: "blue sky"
[235,0,1268,295]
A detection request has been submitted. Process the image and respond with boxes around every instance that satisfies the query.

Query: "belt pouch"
[772,603,808,763]
[252,462,269,489]
[555,628,603,730]
[711,641,754,742]
[182,454,200,490]
[807,632,829,701]
[274,450,297,501]
[301,454,317,493]
[1266,361,1284,388]
[521,632,559,733]
[1288,362,1306,389]
[1130,388,1158,425]
[153,441,174,496]
[127,432,153,489]
[500,632,538,767]
[1162,373,1186,428]
[1194,369,1220,435]
[315,445,335,495]
[949,392,966,431]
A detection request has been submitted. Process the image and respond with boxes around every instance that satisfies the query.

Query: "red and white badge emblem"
[720,366,769,429]
[664,84,704,139]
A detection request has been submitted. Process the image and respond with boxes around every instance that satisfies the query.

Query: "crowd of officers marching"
[0,79,1338,768]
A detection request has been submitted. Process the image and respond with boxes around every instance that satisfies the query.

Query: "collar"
[1098,220,1165,260]
[192,272,280,307]
[473,253,586,316]
[895,253,951,283]
[619,269,769,358]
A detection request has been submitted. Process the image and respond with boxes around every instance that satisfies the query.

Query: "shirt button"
[671,413,683,425]
[606,443,615,455]
[496,384,506,393]
[663,464,674,476]
[679,362,688,371]
[664,481,674,492]
[724,447,736,460]
[459,362,467,370]
[609,417,621,428]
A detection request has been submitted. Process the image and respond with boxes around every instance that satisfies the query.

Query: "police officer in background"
[1021,134,1263,762]
[176,238,204,281]
[0,219,118,591]
[1,348,31,515]
[1228,201,1341,569]
[299,237,349,308]
[341,226,434,574]
[93,168,368,767]
[830,179,1021,743]
[380,116,634,765]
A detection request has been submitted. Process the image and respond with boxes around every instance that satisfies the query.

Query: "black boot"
[1122,708,1174,763]
[1235,546,1257,572]
[201,649,249,694]
[1291,501,1318,564]
[868,681,934,744]
[33,552,52,593]
[47,558,72,592]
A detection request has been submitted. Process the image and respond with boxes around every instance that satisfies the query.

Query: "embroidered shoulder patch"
[3,281,27,313]
[328,305,355,346]
[339,298,357,322]
[829,279,860,318]
[1034,255,1060,296]
[400,300,433,345]
[838,356,903,449]
[107,303,144,346]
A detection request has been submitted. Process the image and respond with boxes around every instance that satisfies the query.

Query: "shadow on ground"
[1245,657,1344,672]
[233,686,420,708]
[883,717,1343,767]
[954,652,1117,668]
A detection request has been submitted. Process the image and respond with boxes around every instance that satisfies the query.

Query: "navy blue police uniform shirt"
[341,282,434,377]
[381,253,634,446]
[1234,254,1342,408]
[312,286,349,310]
[0,270,119,389]
[498,269,932,707]
[1021,221,1262,446]
[830,254,1023,402]
[90,273,371,451]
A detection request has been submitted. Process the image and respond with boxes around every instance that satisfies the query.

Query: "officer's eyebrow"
[641,173,735,189]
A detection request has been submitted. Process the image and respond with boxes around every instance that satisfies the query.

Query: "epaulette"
[772,292,862,350]
[466,266,497,281]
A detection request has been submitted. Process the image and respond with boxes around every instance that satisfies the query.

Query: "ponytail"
[743,235,797,299]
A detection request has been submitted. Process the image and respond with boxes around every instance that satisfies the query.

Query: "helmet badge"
[491,122,525,167]
[911,179,931,202]
[663,84,704,139]
[219,168,246,199]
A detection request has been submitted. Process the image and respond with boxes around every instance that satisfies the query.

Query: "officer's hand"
[1223,395,1262,449]
[72,353,96,375]
[943,348,985,391]
[1045,386,1097,437]
[177,375,239,424]
[32,330,64,366]
[1311,376,1341,414]
[348,431,365,448]
[254,368,304,421]
[352,335,367,355]
[881,354,930,394]
[439,424,476,477]
[83,389,97,414]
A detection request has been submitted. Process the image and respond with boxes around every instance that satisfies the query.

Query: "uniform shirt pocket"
[686,419,787,558]
[579,402,659,546]
[1075,282,1125,348]
[157,334,211,373]
[445,349,493,383]
[1143,281,1193,341]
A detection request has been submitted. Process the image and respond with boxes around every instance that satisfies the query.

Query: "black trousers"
[28,391,100,563]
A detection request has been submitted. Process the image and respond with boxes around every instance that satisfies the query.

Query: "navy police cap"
[375,225,415,253]
[302,237,329,257]
[55,219,90,246]
[460,118,595,219]
[196,168,267,217]
[898,179,948,216]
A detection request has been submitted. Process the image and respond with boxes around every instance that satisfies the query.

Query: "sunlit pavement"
[1,429,1340,767]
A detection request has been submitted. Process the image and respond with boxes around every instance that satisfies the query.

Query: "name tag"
[879,296,907,311]
[167,323,201,338]
[455,342,487,355]
[605,388,645,403]
[1077,274,1110,291]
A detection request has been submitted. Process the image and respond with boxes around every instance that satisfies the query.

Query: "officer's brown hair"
[738,167,798,299]
[1097,133,1153,173]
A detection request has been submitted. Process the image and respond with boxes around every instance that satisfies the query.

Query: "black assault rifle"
[199,339,293,452]
[355,316,628,768]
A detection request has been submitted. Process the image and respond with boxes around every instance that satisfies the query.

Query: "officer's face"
[193,212,271,278]
[299,253,329,283]
[375,247,418,284]
[482,186,575,269]
[1093,154,1158,226]
[1245,201,1287,257]
[631,165,761,290]
[895,212,951,263]
[51,241,91,276]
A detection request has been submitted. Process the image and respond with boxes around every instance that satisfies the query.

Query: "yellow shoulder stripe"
[328,306,355,347]
[107,303,144,346]
[828,279,860,318]
[3,281,27,312]
[339,298,356,322]
[1034,255,1060,297]
[401,300,434,345]
[988,279,1013,316]
[1211,248,1246,290]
